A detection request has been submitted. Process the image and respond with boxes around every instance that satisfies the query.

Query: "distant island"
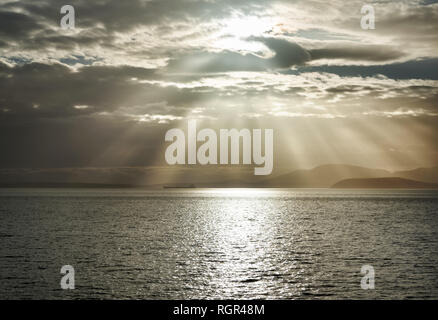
[332,177,438,189]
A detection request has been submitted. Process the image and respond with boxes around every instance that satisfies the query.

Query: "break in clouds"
[1,0,438,173]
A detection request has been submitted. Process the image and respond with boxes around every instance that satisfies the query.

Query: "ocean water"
[0,188,437,300]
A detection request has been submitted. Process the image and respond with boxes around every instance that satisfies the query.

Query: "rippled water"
[0,188,437,299]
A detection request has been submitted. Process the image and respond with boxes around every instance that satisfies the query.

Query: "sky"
[1,0,438,183]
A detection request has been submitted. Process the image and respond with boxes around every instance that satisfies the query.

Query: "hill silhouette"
[260,164,391,188]
[395,166,438,184]
[332,177,438,189]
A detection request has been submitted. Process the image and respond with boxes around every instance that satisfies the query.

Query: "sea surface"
[0,188,437,299]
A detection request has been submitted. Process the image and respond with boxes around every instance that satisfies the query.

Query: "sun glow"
[213,15,274,53]
[221,16,273,38]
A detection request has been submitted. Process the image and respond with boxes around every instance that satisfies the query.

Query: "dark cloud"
[0,10,41,40]
[309,45,405,62]
[288,58,438,80]
[254,37,311,68]
[257,38,404,66]
[421,0,438,5]
[0,62,158,118]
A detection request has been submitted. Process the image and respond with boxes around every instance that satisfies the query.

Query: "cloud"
[5,0,266,31]
[2,60,438,125]
[308,44,405,62]
[167,37,406,73]
[0,62,159,118]
[0,0,435,69]
[290,58,438,80]
[1,0,438,170]
[0,10,41,40]
[253,37,311,68]
[166,37,313,73]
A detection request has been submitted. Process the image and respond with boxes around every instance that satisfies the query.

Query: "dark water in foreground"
[0,188,437,300]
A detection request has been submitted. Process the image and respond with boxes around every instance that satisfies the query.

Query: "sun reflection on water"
[191,190,309,299]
